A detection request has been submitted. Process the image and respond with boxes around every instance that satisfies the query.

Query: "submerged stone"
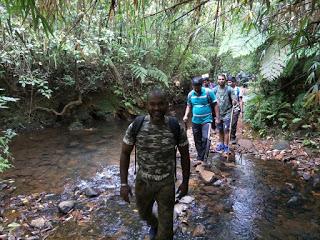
[30,217,46,229]
[273,140,290,150]
[58,200,75,214]
[84,187,99,198]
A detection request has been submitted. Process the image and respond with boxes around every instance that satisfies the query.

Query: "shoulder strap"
[132,115,145,143]
[168,116,180,146]
[205,88,212,104]
[213,86,217,95]
[227,86,232,103]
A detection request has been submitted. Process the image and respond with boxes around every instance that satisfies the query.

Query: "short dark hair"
[227,76,236,82]
[192,76,202,86]
[147,87,167,102]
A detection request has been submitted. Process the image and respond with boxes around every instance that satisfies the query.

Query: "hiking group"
[119,74,245,240]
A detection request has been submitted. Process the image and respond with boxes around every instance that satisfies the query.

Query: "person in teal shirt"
[183,76,220,161]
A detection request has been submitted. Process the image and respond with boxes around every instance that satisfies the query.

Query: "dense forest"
[0,0,319,171]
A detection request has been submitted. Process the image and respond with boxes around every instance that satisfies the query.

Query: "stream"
[1,118,320,239]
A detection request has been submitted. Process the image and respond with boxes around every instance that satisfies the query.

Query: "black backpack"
[131,115,181,176]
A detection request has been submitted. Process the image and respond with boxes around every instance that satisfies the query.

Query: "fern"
[130,64,169,87]
[148,67,169,87]
[218,24,267,58]
[129,64,148,83]
[260,43,290,81]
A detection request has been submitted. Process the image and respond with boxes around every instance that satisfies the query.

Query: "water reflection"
[2,121,128,194]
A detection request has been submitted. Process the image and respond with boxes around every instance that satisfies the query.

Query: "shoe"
[216,143,224,152]
[149,226,157,240]
[224,145,230,154]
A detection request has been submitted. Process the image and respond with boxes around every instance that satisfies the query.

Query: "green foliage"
[0,89,19,108]
[129,64,169,87]
[218,24,267,58]
[0,129,16,172]
[245,93,293,134]
[260,43,290,81]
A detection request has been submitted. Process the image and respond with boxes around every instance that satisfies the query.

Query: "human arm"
[183,104,191,123]
[120,142,134,203]
[177,144,190,198]
[209,90,220,124]
[214,102,220,124]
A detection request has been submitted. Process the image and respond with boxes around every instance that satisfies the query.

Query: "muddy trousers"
[192,122,211,161]
[135,176,175,240]
[231,110,240,139]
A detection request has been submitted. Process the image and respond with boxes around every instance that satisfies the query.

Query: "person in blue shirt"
[183,76,220,161]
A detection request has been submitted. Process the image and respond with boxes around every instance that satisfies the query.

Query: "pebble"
[58,200,75,214]
[30,217,46,229]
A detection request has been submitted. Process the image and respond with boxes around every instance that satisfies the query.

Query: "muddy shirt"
[213,86,236,119]
[123,115,188,181]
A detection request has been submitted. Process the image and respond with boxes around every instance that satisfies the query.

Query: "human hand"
[215,118,220,125]
[183,116,188,123]
[176,181,188,199]
[232,100,237,105]
[120,185,133,203]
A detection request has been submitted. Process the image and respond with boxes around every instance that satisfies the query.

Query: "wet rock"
[312,174,320,190]
[199,168,216,184]
[0,183,9,191]
[58,200,75,214]
[275,153,285,161]
[68,141,80,148]
[302,172,311,181]
[287,195,303,208]
[273,140,290,150]
[30,217,46,229]
[285,182,295,190]
[26,237,40,240]
[179,196,194,204]
[238,138,255,149]
[174,203,188,217]
[213,179,226,187]
[192,224,206,237]
[84,187,99,198]
[68,121,84,131]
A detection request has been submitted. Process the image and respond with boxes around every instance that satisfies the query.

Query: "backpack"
[131,115,181,176]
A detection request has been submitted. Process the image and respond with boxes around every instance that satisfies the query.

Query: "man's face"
[147,95,168,123]
[203,80,209,87]
[218,76,226,86]
[193,85,202,94]
[228,80,235,87]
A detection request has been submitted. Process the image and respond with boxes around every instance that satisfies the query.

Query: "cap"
[191,76,203,86]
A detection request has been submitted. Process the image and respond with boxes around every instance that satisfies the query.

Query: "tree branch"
[144,0,194,18]
[34,95,82,116]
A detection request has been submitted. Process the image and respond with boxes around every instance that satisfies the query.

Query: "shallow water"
[2,119,320,239]
[2,121,128,194]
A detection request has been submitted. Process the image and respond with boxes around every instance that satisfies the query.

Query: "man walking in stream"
[183,76,220,161]
[213,74,237,156]
[120,88,190,240]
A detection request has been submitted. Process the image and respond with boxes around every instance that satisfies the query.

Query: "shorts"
[216,118,231,133]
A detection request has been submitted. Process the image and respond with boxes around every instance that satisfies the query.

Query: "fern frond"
[148,67,169,87]
[218,24,267,58]
[260,43,290,81]
[129,64,148,83]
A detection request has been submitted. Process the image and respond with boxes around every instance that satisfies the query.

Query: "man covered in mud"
[120,88,190,240]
